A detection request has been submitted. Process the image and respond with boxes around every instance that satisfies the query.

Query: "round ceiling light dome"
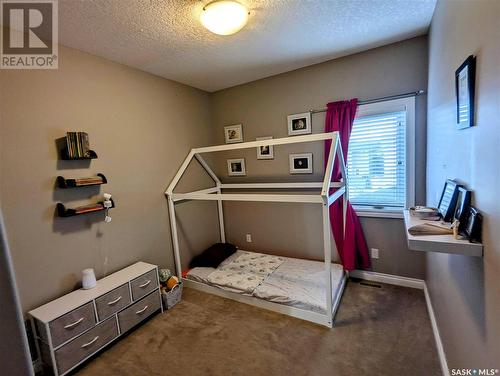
[200,1,249,36]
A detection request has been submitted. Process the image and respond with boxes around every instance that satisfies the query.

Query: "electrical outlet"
[370,248,379,259]
[246,234,252,243]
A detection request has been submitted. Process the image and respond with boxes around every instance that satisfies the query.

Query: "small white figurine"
[103,193,112,223]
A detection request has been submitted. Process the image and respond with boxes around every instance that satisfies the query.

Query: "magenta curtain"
[324,99,371,271]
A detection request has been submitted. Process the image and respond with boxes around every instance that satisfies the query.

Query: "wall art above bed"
[256,136,274,160]
[227,158,246,176]
[287,112,311,136]
[289,153,312,174]
[224,124,243,143]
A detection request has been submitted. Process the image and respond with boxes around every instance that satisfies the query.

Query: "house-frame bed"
[165,132,347,328]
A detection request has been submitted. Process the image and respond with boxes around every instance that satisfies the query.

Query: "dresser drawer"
[130,269,158,301]
[118,291,160,333]
[55,317,118,375]
[49,302,96,347]
[95,284,131,321]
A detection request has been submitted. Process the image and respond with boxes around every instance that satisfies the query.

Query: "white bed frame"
[165,132,347,328]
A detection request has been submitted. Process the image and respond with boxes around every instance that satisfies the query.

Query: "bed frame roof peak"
[165,132,345,201]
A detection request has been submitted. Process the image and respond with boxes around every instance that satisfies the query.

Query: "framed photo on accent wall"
[256,136,274,160]
[287,112,311,136]
[289,153,312,174]
[224,124,243,143]
[227,158,246,176]
[455,55,476,129]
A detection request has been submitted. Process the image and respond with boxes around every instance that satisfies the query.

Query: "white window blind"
[347,110,407,209]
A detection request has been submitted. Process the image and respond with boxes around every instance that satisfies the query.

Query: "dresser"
[29,262,162,376]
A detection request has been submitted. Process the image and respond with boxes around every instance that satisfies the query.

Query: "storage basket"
[161,281,183,310]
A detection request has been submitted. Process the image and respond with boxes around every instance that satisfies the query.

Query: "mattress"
[186,250,345,314]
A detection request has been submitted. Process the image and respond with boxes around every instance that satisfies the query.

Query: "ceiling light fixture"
[200,1,249,36]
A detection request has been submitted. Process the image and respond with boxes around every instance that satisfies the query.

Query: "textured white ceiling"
[58,0,436,92]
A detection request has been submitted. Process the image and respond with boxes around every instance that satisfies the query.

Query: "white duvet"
[206,251,285,294]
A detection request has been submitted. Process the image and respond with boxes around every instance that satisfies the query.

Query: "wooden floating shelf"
[57,173,107,189]
[60,149,98,160]
[403,210,483,257]
[57,198,115,218]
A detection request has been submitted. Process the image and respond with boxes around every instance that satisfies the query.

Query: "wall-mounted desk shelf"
[403,210,483,257]
[57,173,107,189]
[60,149,98,160]
[57,199,115,218]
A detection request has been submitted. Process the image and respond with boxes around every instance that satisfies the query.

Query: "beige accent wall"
[426,0,499,369]
[210,36,429,278]
[0,44,219,312]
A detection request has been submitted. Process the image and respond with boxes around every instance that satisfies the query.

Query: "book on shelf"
[66,132,90,158]
[74,176,104,186]
[74,203,104,214]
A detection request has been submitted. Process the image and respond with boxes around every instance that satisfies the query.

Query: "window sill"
[353,207,404,219]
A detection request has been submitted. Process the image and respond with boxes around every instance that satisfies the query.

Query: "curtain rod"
[309,90,425,114]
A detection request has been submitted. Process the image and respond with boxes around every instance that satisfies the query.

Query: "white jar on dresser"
[28,261,163,376]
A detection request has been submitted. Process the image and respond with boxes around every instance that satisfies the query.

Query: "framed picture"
[463,206,482,243]
[455,55,476,129]
[227,158,246,176]
[287,112,311,136]
[224,124,243,144]
[437,179,459,222]
[256,136,274,160]
[289,153,312,174]
[454,186,471,230]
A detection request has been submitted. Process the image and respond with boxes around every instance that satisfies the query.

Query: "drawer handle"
[135,305,149,315]
[63,317,84,329]
[81,336,99,348]
[107,296,122,306]
[139,280,151,288]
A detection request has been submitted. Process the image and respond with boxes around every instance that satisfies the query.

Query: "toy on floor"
[158,268,179,293]
[166,276,179,290]
[158,268,172,283]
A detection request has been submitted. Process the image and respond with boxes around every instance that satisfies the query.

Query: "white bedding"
[206,251,285,294]
[186,250,345,314]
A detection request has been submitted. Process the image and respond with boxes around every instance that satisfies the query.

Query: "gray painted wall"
[0,44,219,313]
[426,0,499,369]
[210,36,429,278]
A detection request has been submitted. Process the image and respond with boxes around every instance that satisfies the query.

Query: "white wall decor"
[289,153,313,174]
[224,124,243,143]
[256,136,274,159]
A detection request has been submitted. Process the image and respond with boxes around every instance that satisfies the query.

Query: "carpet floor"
[75,279,441,376]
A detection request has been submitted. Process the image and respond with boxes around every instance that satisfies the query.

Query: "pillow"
[189,243,237,269]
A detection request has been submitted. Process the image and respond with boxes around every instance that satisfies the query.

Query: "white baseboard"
[350,269,425,289]
[350,269,448,376]
[424,285,450,376]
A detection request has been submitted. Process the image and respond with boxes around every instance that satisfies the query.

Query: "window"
[347,97,415,216]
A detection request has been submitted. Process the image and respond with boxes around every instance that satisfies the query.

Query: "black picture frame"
[455,55,476,129]
[454,187,471,231]
[437,179,459,222]
[464,206,482,243]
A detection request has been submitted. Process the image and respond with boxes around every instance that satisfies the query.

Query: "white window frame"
[349,96,415,219]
